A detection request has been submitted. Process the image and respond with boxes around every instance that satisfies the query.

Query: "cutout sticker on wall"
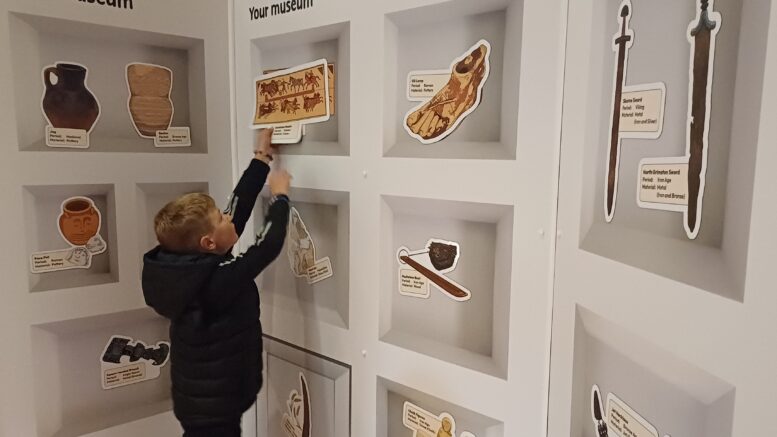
[288,207,333,284]
[100,335,170,390]
[396,238,471,302]
[404,40,491,144]
[591,385,669,437]
[126,63,191,147]
[252,59,332,131]
[637,0,721,239]
[282,373,311,437]
[603,0,667,223]
[41,62,101,148]
[403,401,477,437]
[261,63,337,144]
[30,196,108,273]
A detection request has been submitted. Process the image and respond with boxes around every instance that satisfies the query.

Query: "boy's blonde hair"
[154,193,217,253]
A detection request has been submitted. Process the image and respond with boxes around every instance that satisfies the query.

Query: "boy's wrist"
[269,194,289,205]
[253,151,272,164]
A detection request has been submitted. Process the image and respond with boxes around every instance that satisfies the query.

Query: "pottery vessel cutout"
[42,63,100,132]
[58,197,101,246]
[126,63,174,137]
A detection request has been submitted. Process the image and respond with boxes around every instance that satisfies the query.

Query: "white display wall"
[0,0,240,435]
[234,0,565,436]
[548,1,777,437]
[2,0,775,436]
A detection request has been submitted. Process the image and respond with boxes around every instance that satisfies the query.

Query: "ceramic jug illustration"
[58,197,101,246]
[42,63,100,131]
[126,63,174,137]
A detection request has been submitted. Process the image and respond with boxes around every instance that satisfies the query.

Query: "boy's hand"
[269,169,291,196]
[254,128,275,163]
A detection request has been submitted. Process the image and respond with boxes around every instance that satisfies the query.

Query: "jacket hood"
[142,246,222,320]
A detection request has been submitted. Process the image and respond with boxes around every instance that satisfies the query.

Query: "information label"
[399,269,430,298]
[607,394,659,437]
[46,126,89,148]
[103,363,146,389]
[619,83,666,138]
[638,160,689,210]
[155,127,191,147]
[306,257,333,284]
[407,71,449,101]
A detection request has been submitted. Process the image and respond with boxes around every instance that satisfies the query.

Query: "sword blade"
[605,4,632,220]
[687,4,719,235]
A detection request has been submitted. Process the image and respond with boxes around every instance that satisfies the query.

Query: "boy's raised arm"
[204,167,291,311]
[226,129,275,236]
[203,194,290,312]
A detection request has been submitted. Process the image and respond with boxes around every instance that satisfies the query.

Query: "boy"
[142,128,290,436]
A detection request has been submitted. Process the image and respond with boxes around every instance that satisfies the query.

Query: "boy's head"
[154,193,238,255]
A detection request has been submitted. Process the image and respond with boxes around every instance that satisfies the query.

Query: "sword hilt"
[691,0,718,36]
[615,4,632,45]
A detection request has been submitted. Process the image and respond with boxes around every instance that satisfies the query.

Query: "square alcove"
[379,195,513,379]
[377,377,503,437]
[384,0,523,159]
[251,22,350,156]
[576,0,771,302]
[256,188,350,330]
[24,184,118,293]
[570,306,735,437]
[258,335,350,437]
[9,13,207,153]
[31,308,172,437]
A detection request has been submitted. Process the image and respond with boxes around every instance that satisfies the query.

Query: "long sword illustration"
[605,1,634,222]
[685,0,721,238]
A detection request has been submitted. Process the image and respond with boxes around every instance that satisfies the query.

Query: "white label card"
[407,70,450,101]
[30,247,92,273]
[306,257,333,284]
[399,269,430,298]
[618,84,666,137]
[638,161,689,208]
[155,127,191,147]
[402,402,456,437]
[46,126,89,148]
[272,123,303,144]
[103,363,146,389]
[606,393,659,437]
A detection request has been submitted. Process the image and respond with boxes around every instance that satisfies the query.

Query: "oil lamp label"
[249,0,313,20]
[77,0,134,9]
[46,127,89,148]
[155,127,191,147]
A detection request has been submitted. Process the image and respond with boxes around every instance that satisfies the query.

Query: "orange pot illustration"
[58,197,101,246]
[126,63,174,137]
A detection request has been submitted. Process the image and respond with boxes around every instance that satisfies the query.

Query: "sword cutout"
[605,0,634,222]
[685,0,721,239]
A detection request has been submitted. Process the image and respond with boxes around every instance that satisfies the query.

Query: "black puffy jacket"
[141,159,289,426]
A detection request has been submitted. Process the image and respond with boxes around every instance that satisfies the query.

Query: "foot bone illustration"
[405,41,491,143]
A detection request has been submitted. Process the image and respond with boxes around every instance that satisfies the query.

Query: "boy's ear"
[200,234,216,252]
